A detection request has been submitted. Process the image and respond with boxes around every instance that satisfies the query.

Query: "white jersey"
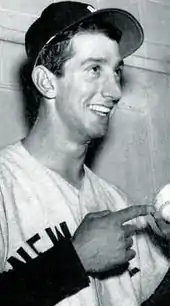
[0,141,169,305]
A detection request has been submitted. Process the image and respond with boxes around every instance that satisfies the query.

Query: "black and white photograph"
[0,0,170,305]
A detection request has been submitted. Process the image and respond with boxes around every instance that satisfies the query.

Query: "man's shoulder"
[0,141,21,163]
[85,166,124,190]
[0,141,25,180]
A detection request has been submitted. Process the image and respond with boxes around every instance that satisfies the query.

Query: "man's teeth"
[89,105,111,116]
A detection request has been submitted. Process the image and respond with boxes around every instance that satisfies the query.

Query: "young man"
[0,1,170,305]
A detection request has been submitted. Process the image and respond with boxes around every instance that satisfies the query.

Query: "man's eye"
[89,65,101,75]
[115,67,122,77]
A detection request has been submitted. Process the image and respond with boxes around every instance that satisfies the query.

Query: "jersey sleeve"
[0,237,89,305]
[0,185,89,305]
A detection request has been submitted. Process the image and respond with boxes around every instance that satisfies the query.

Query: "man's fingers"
[154,218,170,236]
[116,205,155,224]
[87,210,111,219]
[123,224,137,238]
[125,237,133,249]
[125,249,136,262]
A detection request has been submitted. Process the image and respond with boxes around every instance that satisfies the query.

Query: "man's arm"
[0,237,89,306]
[0,188,89,305]
[0,205,154,305]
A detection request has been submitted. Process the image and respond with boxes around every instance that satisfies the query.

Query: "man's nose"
[101,74,122,102]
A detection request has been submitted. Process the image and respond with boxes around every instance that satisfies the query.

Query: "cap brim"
[92,9,144,58]
[42,8,144,60]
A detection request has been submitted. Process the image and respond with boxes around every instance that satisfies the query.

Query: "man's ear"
[32,65,57,99]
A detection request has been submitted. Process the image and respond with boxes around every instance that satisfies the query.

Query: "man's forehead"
[70,32,121,64]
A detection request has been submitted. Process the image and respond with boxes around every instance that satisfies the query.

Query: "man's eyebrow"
[81,58,124,67]
[81,57,108,66]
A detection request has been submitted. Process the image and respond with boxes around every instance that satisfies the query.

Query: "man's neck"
[23,119,89,190]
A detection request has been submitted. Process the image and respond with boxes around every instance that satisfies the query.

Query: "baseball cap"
[25,1,144,65]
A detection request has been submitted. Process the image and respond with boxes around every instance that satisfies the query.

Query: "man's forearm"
[0,238,89,305]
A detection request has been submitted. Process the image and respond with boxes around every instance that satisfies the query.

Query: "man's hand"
[153,211,170,240]
[72,205,154,274]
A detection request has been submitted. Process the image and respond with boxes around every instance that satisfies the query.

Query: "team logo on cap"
[87,5,97,13]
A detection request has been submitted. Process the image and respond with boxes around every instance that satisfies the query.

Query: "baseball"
[154,184,170,222]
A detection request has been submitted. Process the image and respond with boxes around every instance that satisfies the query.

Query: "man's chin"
[89,126,109,140]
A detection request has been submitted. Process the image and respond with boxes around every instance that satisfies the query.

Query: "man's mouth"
[89,105,112,117]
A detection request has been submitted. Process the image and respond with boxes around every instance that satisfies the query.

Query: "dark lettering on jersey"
[17,247,33,262]
[45,226,64,245]
[27,234,42,255]
[7,221,71,270]
[8,255,26,270]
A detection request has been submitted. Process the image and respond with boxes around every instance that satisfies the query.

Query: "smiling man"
[0,1,170,306]
[57,33,122,140]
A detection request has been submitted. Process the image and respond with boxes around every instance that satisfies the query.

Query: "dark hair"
[36,30,75,77]
[36,20,121,76]
[23,22,120,127]
[20,31,74,128]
